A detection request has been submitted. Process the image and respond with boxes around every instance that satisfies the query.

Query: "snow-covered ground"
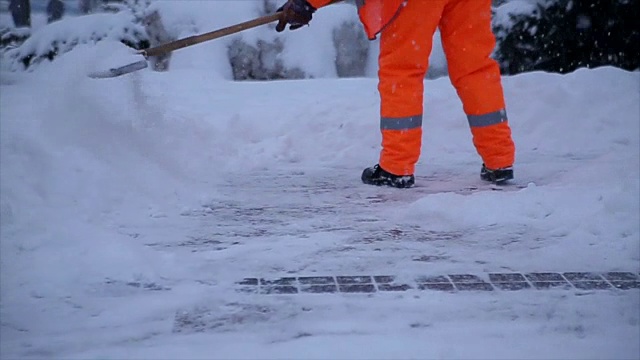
[1,39,639,359]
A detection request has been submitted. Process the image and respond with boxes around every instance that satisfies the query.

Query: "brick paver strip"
[238,271,639,295]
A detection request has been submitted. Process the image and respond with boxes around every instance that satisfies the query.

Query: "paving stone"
[260,277,297,286]
[415,275,451,284]
[374,276,396,284]
[488,273,530,291]
[415,275,454,291]
[339,284,376,293]
[261,286,299,294]
[298,276,336,285]
[449,274,487,283]
[572,281,612,290]
[610,281,640,290]
[373,276,412,291]
[525,272,566,282]
[417,283,455,291]
[336,276,373,285]
[455,282,494,291]
[489,273,527,283]
[529,281,573,290]
[524,272,571,289]
[563,272,604,281]
[378,283,413,292]
[237,286,259,294]
[603,272,638,281]
[563,273,610,289]
[447,274,493,291]
[237,278,259,286]
[492,282,531,291]
[300,284,338,293]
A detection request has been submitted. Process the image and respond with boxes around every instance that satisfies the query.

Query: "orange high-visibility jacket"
[308,0,405,39]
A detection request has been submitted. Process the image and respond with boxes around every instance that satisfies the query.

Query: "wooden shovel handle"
[141,12,283,58]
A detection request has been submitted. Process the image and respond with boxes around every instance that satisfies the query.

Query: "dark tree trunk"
[9,0,31,28]
[46,0,65,23]
[79,0,100,14]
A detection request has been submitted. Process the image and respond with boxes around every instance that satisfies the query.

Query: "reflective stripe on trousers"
[380,115,422,130]
[379,115,423,176]
[467,109,508,128]
[468,109,514,170]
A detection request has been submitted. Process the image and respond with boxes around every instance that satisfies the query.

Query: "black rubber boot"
[361,164,415,189]
[480,164,514,184]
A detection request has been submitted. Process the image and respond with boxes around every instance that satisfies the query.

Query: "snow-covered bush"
[333,20,369,77]
[0,25,29,48]
[228,37,305,80]
[3,11,148,71]
[493,0,640,75]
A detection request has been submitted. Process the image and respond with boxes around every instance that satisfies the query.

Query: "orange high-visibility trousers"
[377,0,516,175]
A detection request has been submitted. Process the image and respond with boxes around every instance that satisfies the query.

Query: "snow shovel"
[88,12,283,79]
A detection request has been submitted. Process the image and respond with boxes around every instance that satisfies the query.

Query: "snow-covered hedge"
[2,11,148,71]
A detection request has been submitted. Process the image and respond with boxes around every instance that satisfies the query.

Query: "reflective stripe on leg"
[467,109,508,128]
[380,115,422,130]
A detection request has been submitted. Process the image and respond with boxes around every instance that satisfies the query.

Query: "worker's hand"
[275,0,316,32]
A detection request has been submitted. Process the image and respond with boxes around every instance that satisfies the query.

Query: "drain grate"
[237,272,639,295]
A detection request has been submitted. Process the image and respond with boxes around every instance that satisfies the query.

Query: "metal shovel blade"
[88,59,148,79]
